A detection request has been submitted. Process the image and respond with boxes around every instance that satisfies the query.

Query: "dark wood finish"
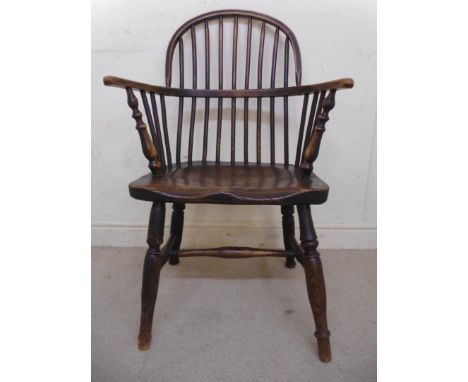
[128,163,329,205]
[104,76,353,97]
[138,201,165,350]
[125,88,160,174]
[295,93,309,166]
[176,38,184,165]
[159,95,171,166]
[301,92,321,165]
[104,9,354,363]
[281,205,296,268]
[164,9,303,88]
[173,247,290,258]
[301,90,336,174]
[202,20,210,165]
[216,16,223,164]
[283,37,290,164]
[243,17,252,163]
[168,203,185,265]
[297,204,331,362]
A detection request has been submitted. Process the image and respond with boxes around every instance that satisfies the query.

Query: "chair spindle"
[301,92,320,163]
[295,93,309,166]
[256,22,266,164]
[216,16,223,164]
[270,28,279,164]
[243,17,252,164]
[176,38,184,165]
[188,25,197,164]
[230,16,239,164]
[284,37,290,165]
[202,20,210,164]
[159,95,172,166]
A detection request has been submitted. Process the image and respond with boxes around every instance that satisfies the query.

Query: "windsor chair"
[103,9,353,363]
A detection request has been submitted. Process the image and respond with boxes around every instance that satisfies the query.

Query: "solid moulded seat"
[129,162,329,205]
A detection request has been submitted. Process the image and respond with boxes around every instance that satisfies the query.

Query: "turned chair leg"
[138,202,165,350]
[281,205,296,269]
[297,204,331,362]
[168,203,185,265]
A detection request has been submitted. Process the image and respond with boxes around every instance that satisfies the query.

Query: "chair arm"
[103,75,353,175]
[103,75,353,98]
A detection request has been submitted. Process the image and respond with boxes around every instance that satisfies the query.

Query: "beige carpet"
[92,247,376,382]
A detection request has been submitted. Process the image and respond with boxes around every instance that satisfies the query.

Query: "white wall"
[92,0,376,249]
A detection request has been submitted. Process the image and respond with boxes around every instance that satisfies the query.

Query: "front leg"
[138,202,165,350]
[297,204,331,362]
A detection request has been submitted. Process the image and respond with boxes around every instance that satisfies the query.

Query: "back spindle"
[161,10,306,167]
[283,37,290,165]
[188,25,197,164]
[159,95,172,166]
[216,15,223,164]
[243,16,253,164]
[295,93,309,166]
[270,27,279,165]
[176,37,184,165]
[256,22,266,164]
[231,16,238,164]
[202,19,210,164]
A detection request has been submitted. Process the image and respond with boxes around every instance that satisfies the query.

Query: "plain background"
[2,0,468,381]
[91,0,376,250]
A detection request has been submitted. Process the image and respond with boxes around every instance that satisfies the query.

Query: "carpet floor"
[92,247,376,382]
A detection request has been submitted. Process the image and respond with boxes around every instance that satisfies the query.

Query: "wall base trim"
[92,223,376,250]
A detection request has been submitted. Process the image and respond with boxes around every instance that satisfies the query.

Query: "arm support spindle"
[300,89,336,175]
[126,87,161,174]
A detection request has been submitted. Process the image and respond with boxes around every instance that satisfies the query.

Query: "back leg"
[281,205,296,269]
[297,204,331,362]
[168,203,185,265]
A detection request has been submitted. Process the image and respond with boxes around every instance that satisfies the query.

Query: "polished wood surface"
[164,9,303,88]
[129,162,329,205]
[103,9,354,363]
[103,76,354,97]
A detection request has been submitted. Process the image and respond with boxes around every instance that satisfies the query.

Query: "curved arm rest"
[103,75,353,98]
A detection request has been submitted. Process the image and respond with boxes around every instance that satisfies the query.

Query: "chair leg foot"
[138,334,151,351]
[285,256,296,268]
[138,248,163,351]
[297,204,331,363]
[316,335,331,362]
[168,256,179,265]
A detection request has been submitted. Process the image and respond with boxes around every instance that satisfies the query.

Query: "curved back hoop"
[165,9,302,88]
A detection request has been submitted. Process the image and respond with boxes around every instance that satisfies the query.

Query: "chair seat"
[129,162,329,205]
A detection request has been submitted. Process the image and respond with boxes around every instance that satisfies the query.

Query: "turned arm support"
[299,89,337,175]
[126,87,161,174]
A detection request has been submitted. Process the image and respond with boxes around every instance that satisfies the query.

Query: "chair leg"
[138,202,165,351]
[281,205,296,269]
[297,204,331,362]
[168,203,185,265]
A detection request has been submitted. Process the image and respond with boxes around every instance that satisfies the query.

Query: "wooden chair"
[103,9,353,362]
